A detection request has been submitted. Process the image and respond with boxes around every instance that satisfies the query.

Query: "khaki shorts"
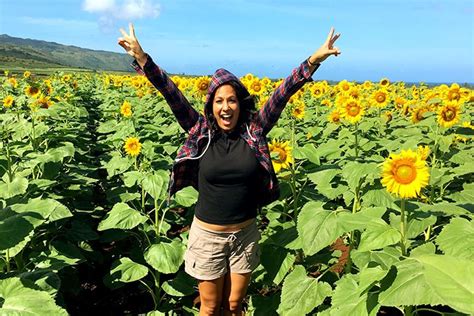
[184,219,261,281]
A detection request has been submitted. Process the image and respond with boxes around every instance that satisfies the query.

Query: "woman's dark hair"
[205,80,256,132]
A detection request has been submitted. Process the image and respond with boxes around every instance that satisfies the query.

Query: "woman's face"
[212,84,240,132]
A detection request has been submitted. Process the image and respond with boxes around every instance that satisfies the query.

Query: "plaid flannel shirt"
[132,56,319,208]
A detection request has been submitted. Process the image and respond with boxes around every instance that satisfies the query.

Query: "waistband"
[192,218,257,236]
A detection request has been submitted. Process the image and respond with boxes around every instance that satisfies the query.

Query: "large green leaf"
[414,254,474,314]
[105,257,149,287]
[174,186,198,207]
[161,271,196,297]
[436,217,474,260]
[0,277,68,315]
[98,203,147,231]
[0,176,28,199]
[145,239,185,274]
[104,155,133,178]
[447,182,474,204]
[416,201,471,216]
[351,247,401,270]
[379,254,474,314]
[260,244,296,285]
[0,209,41,251]
[321,267,385,316]
[142,170,169,200]
[358,222,401,252]
[297,201,346,256]
[277,265,332,316]
[341,161,379,192]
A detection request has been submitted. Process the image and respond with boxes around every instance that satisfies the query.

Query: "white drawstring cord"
[246,124,256,142]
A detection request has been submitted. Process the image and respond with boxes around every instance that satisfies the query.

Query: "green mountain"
[0,34,134,73]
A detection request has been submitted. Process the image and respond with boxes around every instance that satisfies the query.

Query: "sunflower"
[371,89,390,108]
[411,106,428,123]
[3,95,14,108]
[7,77,18,88]
[381,149,430,199]
[394,96,407,110]
[121,100,132,117]
[337,80,352,93]
[268,139,293,173]
[194,77,210,96]
[446,83,461,102]
[438,102,461,128]
[35,94,53,108]
[341,98,364,124]
[384,111,393,123]
[248,78,265,96]
[23,71,31,79]
[291,101,305,120]
[417,145,430,161]
[328,108,342,124]
[379,77,390,87]
[124,137,142,157]
[25,85,40,98]
[311,83,326,98]
[362,80,373,90]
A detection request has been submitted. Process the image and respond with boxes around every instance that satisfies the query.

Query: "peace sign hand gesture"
[309,27,341,65]
[118,23,148,68]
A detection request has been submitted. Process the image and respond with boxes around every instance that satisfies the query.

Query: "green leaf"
[297,143,320,165]
[260,244,296,285]
[0,176,28,199]
[414,254,474,314]
[447,182,474,203]
[122,171,144,187]
[105,257,149,287]
[145,239,185,274]
[277,265,332,316]
[341,161,379,192]
[361,188,398,210]
[174,186,198,207]
[358,222,401,252]
[297,201,346,256]
[378,258,443,307]
[410,242,436,257]
[0,277,68,315]
[436,217,474,260]
[324,267,385,316]
[142,170,169,200]
[161,271,196,297]
[416,202,470,216]
[351,247,401,270]
[104,155,133,178]
[98,203,147,231]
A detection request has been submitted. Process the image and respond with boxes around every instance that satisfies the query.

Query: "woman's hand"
[118,23,148,68]
[309,27,341,65]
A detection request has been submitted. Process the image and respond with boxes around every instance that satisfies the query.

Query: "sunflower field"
[0,69,473,315]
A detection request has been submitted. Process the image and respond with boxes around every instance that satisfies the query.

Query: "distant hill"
[0,34,134,73]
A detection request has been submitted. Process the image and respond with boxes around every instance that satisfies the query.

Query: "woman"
[118,24,340,316]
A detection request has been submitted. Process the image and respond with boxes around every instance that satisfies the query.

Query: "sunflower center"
[376,93,386,103]
[394,164,417,184]
[443,108,455,121]
[347,103,360,116]
[274,148,287,163]
[252,82,261,92]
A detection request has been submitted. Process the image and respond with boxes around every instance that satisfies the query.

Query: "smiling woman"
[118,22,341,315]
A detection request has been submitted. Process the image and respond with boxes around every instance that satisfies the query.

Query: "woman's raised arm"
[257,27,341,135]
[118,23,199,132]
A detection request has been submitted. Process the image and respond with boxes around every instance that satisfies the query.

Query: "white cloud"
[83,0,116,13]
[82,0,160,20]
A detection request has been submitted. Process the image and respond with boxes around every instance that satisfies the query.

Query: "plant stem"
[404,305,413,316]
[139,280,157,310]
[5,249,11,272]
[354,122,359,160]
[5,139,13,182]
[400,199,408,256]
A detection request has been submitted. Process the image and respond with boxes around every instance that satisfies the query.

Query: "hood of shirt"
[204,68,251,127]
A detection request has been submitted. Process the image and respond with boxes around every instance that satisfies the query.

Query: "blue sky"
[1,0,473,83]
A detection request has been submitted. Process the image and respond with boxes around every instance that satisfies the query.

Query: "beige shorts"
[184,219,261,281]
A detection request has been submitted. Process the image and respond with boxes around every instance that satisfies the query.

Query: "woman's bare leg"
[198,276,225,316]
[222,272,252,316]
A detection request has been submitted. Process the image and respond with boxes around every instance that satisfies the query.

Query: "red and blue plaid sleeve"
[131,55,199,132]
[257,59,320,135]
